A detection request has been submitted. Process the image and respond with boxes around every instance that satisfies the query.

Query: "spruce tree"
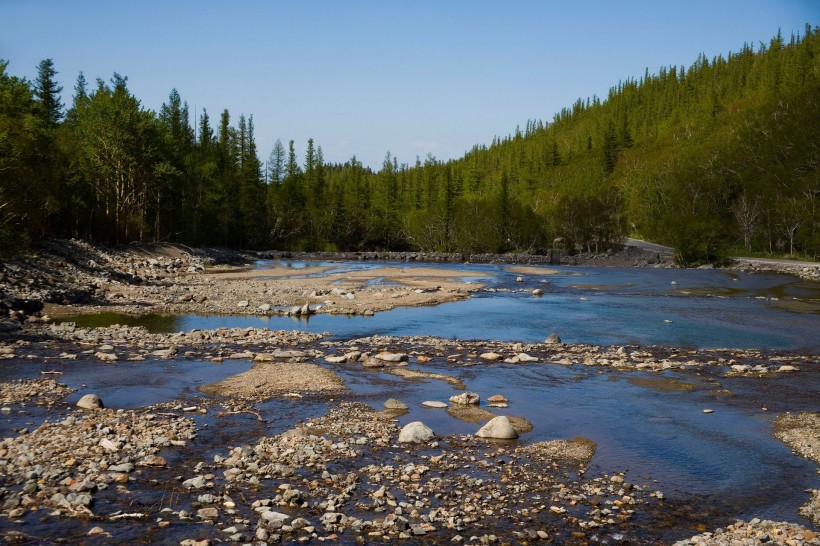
[33,58,63,129]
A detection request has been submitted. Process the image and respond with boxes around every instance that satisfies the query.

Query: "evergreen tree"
[33,58,63,129]
[267,139,285,185]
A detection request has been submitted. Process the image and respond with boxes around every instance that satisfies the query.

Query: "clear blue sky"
[3,1,817,169]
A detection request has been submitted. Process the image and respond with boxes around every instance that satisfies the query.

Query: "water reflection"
[58,262,820,351]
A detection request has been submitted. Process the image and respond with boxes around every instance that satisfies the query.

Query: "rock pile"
[0,408,196,519]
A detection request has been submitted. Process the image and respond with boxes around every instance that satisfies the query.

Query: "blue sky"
[3,1,817,169]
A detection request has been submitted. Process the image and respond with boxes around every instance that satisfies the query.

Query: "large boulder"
[76,394,104,410]
[398,421,435,443]
[476,416,519,439]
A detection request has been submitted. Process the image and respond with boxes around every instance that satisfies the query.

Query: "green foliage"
[0,27,818,259]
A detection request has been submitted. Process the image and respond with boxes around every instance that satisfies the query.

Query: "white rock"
[480,352,502,361]
[476,416,519,439]
[516,353,539,362]
[99,438,119,452]
[398,421,435,443]
[375,352,408,363]
[421,401,448,408]
[77,393,103,410]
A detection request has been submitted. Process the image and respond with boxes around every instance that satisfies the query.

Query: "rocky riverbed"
[1,240,819,544]
[0,320,818,543]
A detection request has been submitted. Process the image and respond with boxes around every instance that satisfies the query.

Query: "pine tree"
[268,139,285,185]
[33,59,63,129]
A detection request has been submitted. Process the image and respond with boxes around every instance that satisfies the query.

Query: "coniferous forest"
[1,27,818,264]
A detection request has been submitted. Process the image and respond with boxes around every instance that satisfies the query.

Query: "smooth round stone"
[76,394,104,410]
[398,421,435,443]
[476,416,519,439]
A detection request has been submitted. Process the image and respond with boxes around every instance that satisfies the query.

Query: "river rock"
[449,391,480,405]
[77,393,103,410]
[545,333,562,344]
[398,421,435,443]
[95,351,118,361]
[257,303,271,312]
[183,476,208,489]
[99,438,119,452]
[532,288,544,296]
[384,398,408,410]
[237,300,249,308]
[516,352,539,362]
[480,352,502,361]
[362,357,385,368]
[261,510,290,524]
[325,355,347,364]
[375,352,408,363]
[421,401,448,408]
[476,416,519,439]
[487,394,508,404]
[197,507,219,520]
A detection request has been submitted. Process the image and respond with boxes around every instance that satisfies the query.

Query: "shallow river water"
[67,261,820,351]
[5,261,820,542]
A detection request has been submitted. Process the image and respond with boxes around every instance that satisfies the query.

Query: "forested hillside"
[1,26,818,263]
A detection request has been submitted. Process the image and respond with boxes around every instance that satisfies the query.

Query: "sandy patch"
[518,437,597,465]
[338,266,489,281]
[506,265,559,276]
[200,362,346,400]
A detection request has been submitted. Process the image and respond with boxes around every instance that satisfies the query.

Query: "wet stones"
[0,378,74,406]
[545,333,562,344]
[449,391,480,405]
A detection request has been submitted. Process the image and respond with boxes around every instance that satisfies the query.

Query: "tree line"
[1,25,818,263]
